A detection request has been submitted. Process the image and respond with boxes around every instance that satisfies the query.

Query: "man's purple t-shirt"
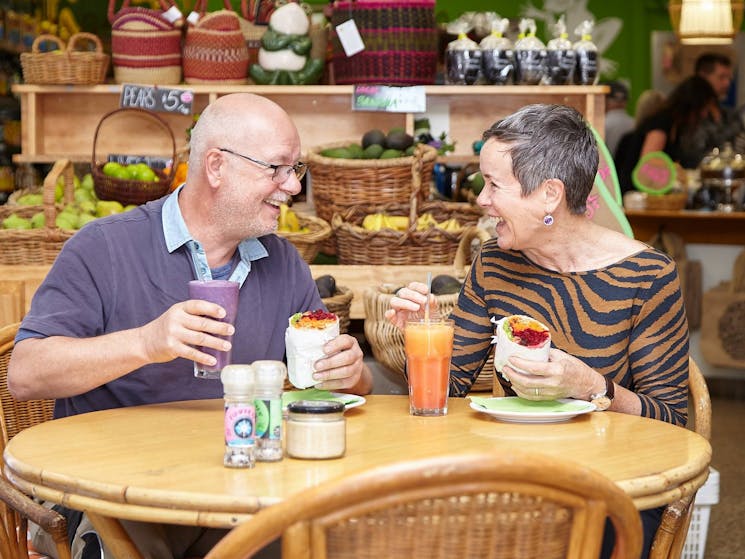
[19,197,322,418]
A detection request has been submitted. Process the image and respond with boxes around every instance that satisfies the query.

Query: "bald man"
[12,93,371,558]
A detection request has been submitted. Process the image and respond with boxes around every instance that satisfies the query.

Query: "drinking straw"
[424,271,432,324]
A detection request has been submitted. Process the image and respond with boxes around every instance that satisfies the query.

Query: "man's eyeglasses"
[217,148,307,184]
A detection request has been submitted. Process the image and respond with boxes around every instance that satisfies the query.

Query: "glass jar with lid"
[286,400,345,459]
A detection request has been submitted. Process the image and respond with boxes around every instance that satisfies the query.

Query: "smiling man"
[10,93,371,559]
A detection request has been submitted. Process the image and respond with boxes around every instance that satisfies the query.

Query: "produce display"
[361,212,462,232]
[277,203,308,233]
[320,127,416,160]
[1,172,136,231]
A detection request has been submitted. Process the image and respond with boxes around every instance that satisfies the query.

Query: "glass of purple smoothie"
[188,279,239,379]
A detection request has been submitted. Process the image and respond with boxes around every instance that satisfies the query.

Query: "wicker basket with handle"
[0,160,77,265]
[91,108,175,206]
[321,286,353,334]
[330,154,484,265]
[20,33,110,85]
[276,213,332,264]
[308,142,437,254]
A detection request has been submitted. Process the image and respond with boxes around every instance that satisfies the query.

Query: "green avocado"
[346,143,364,158]
[385,129,414,151]
[315,274,336,298]
[362,129,386,149]
[431,275,462,295]
[362,144,385,159]
[380,148,404,159]
[320,147,353,159]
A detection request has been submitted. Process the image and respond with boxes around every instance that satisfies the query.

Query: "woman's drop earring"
[543,214,554,227]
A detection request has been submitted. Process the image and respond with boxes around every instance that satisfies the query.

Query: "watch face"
[592,396,611,411]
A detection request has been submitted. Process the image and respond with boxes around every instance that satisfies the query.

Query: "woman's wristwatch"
[590,376,615,411]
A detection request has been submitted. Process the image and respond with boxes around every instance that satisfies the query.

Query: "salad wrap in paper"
[492,314,551,375]
[285,310,339,389]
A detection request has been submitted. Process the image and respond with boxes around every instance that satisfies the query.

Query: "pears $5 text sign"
[120,84,194,116]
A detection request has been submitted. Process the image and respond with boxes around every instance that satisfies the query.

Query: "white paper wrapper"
[491,315,550,376]
[285,318,340,388]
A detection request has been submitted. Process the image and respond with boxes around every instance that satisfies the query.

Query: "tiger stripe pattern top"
[450,238,689,426]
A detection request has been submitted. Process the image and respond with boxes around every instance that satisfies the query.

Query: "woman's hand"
[503,348,600,401]
[383,282,433,330]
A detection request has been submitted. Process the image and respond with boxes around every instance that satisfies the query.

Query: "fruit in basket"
[362,144,384,159]
[96,200,125,218]
[55,212,78,230]
[319,147,353,159]
[16,193,43,206]
[30,212,45,229]
[81,173,94,191]
[315,275,337,298]
[380,149,403,159]
[385,129,414,151]
[102,162,123,177]
[362,129,386,149]
[431,275,462,295]
[2,214,32,229]
[278,203,308,233]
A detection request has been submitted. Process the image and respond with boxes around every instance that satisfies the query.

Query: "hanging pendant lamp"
[669,0,744,44]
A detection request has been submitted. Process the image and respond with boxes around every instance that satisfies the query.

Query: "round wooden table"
[4,395,711,558]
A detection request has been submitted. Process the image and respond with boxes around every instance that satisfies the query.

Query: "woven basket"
[276,213,332,264]
[92,108,174,206]
[644,191,688,211]
[21,33,109,85]
[330,0,438,85]
[0,160,77,265]
[183,0,249,85]
[109,0,184,85]
[308,142,437,254]
[321,285,353,334]
[363,284,493,392]
[331,158,484,265]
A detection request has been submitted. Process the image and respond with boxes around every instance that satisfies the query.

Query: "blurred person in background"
[615,76,721,193]
[602,80,634,156]
[695,53,743,150]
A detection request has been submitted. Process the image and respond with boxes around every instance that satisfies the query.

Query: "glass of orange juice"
[404,319,454,416]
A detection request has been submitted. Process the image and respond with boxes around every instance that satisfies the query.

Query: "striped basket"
[109,0,184,85]
[330,0,438,85]
[183,0,249,85]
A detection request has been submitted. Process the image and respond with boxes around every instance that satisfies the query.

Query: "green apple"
[102,162,123,177]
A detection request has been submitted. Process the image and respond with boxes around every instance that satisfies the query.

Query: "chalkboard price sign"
[119,84,194,115]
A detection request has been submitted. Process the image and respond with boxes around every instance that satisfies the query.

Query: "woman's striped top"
[450,238,689,426]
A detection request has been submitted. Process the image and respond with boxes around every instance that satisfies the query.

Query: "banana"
[362,213,385,231]
[438,218,462,232]
[416,213,438,231]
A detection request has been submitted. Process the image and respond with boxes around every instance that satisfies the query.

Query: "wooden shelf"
[11,84,607,164]
[624,209,745,245]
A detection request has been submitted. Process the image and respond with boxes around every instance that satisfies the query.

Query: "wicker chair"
[649,357,712,559]
[0,322,70,559]
[205,449,643,559]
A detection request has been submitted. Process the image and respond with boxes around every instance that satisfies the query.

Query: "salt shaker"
[252,360,286,462]
[221,364,256,468]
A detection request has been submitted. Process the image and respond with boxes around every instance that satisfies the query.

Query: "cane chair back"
[205,450,643,559]
[649,357,712,559]
[0,322,70,559]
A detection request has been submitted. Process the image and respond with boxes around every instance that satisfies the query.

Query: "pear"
[16,193,43,206]
[77,213,98,228]
[2,214,32,229]
[55,213,78,230]
[96,200,124,217]
[30,212,46,229]
[81,173,94,191]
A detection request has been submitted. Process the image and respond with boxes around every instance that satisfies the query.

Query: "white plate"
[469,397,596,424]
[282,390,366,411]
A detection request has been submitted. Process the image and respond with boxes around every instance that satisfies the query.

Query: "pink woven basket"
[183,0,249,84]
[109,0,184,85]
[330,0,438,85]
